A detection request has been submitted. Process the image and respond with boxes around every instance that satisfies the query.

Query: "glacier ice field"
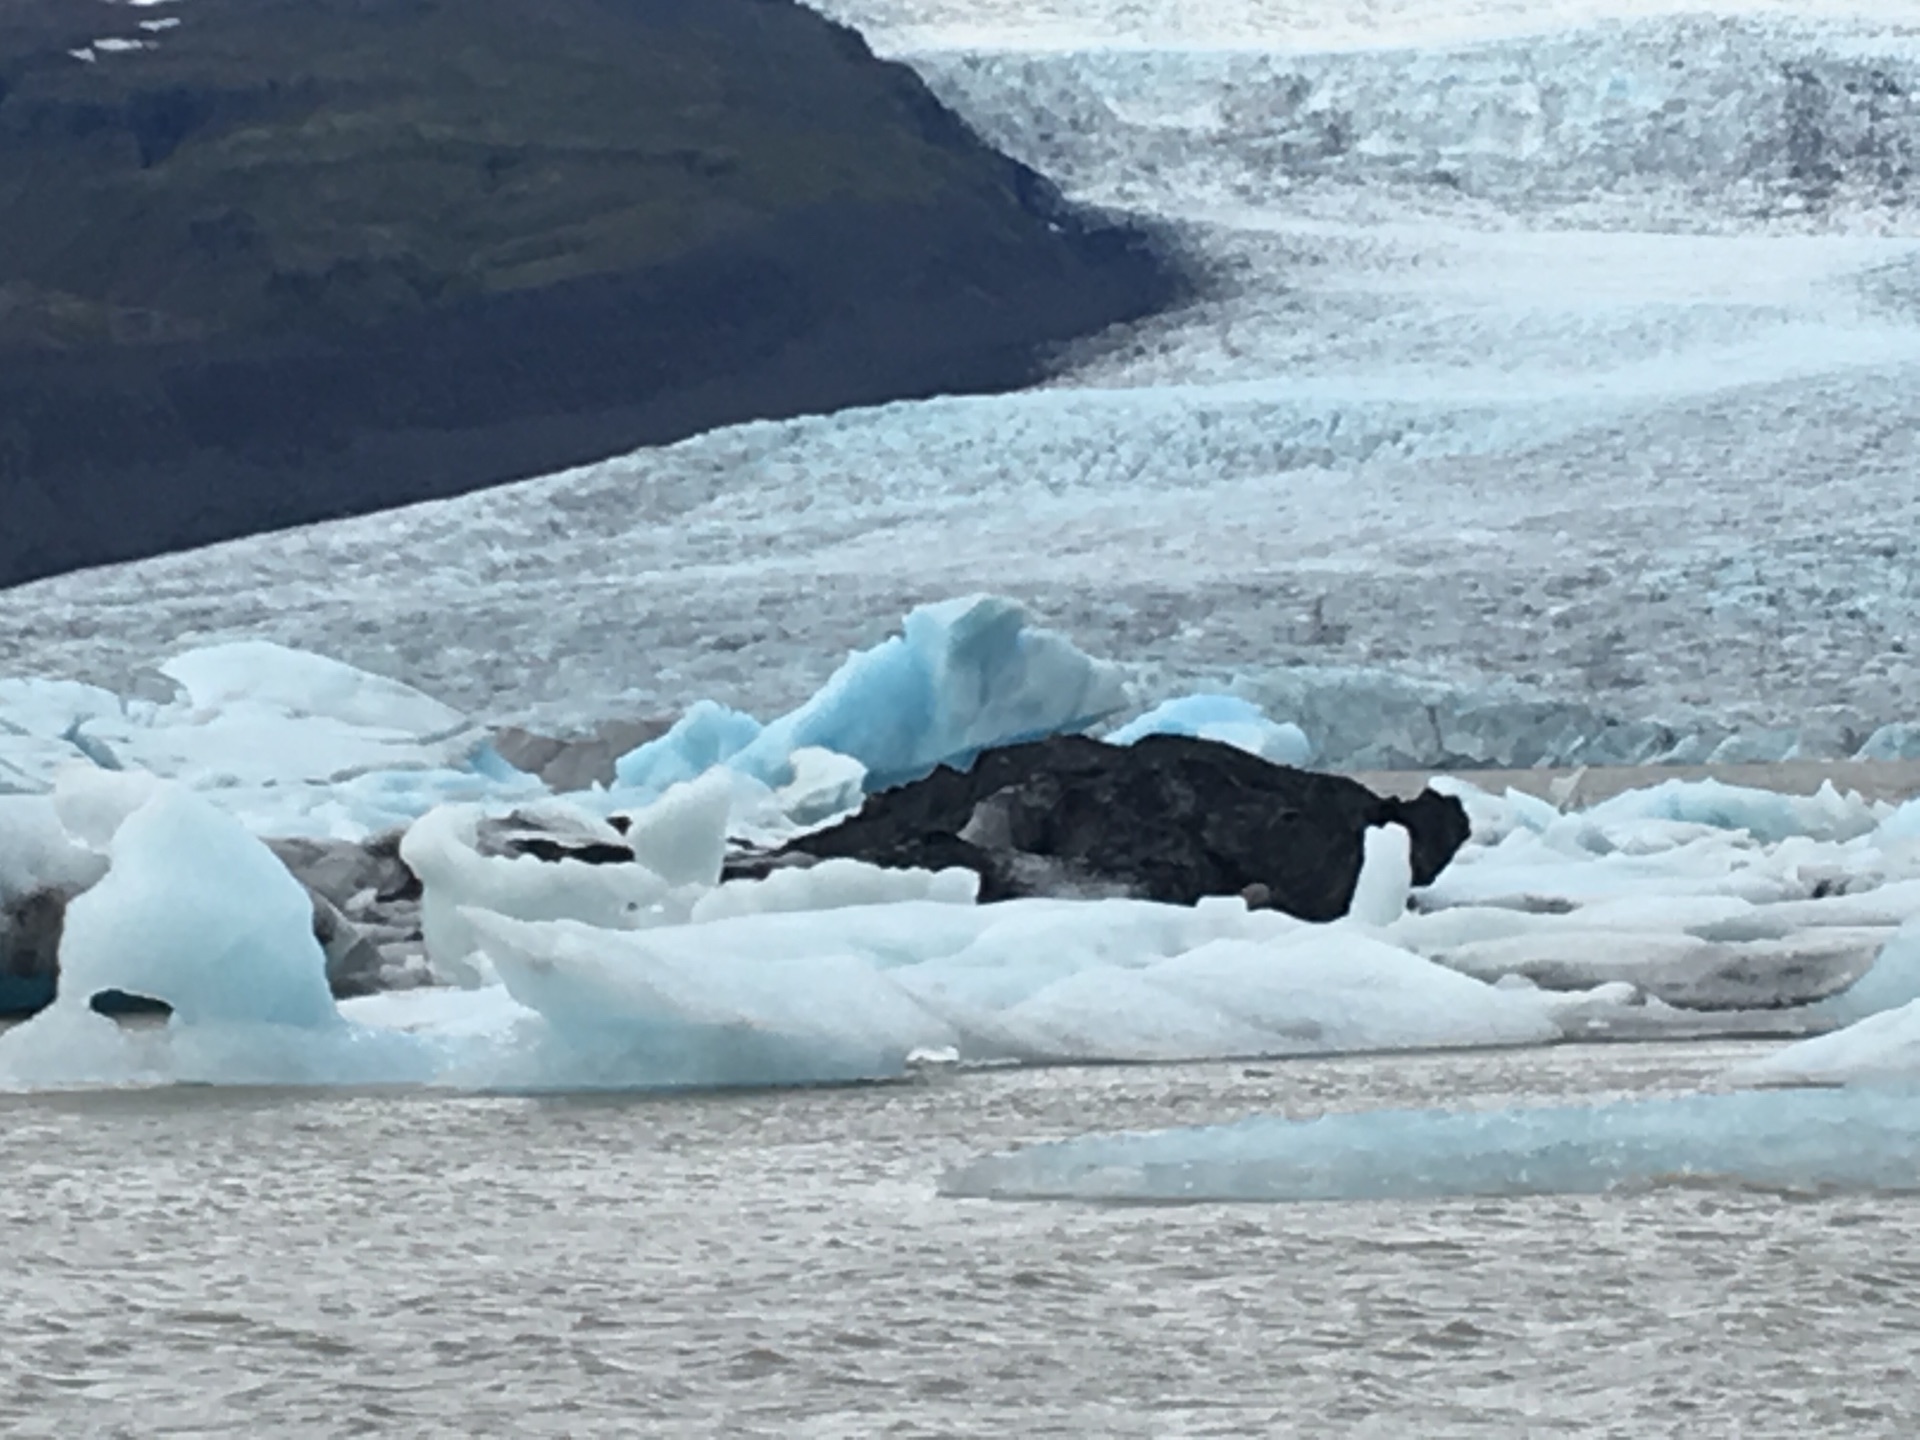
[7,0,1920,1199]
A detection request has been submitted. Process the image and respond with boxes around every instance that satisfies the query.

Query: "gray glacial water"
[5,1040,1917,1437]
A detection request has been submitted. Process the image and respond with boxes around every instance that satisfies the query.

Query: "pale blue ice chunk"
[611,700,765,792]
[1814,919,1920,1025]
[1876,795,1920,845]
[613,596,1128,796]
[468,909,954,1089]
[1580,777,1877,845]
[742,594,1128,790]
[1107,694,1312,765]
[1857,723,1920,761]
[3,784,432,1085]
[1740,997,1920,1086]
[58,784,339,1026]
[942,1086,1920,1204]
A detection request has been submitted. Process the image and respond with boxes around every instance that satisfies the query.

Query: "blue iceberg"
[611,595,1129,797]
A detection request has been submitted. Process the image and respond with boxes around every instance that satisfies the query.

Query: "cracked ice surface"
[4,7,1920,749]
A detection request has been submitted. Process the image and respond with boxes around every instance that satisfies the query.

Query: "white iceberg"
[455,877,1556,1078]
[0,641,539,839]
[400,800,699,987]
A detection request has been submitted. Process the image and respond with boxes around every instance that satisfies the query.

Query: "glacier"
[6,12,1920,759]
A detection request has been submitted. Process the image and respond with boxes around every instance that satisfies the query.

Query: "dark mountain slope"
[0,0,1181,587]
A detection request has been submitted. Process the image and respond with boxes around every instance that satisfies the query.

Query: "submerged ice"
[941,1085,1920,1204]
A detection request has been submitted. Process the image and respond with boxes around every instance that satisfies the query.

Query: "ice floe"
[940,1085,1920,1204]
[0,779,1558,1090]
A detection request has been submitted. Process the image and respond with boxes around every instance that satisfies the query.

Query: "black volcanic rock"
[0,0,1183,587]
[742,734,1474,919]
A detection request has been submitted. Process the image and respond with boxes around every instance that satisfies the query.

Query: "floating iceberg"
[612,595,1129,798]
[0,640,537,838]
[1577,778,1886,847]
[10,591,1920,1091]
[400,797,708,987]
[456,880,1556,1076]
[1736,1000,1920,1087]
[610,701,765,796]
[941,1086,1920,1204]
[1731,924,1920,1085]
[1806,919,1920,1027]
[1365,773,1920,1014]
[0,782,428,1089]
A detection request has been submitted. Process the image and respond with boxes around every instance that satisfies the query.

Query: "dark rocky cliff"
[0,0,1181,588]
